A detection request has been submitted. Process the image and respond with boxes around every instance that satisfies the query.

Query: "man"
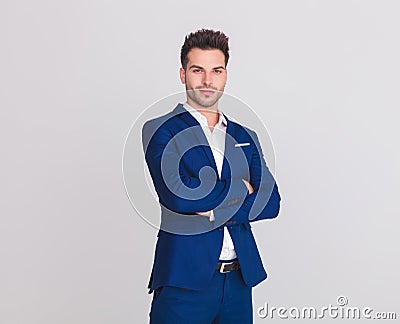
[142,29,281,323]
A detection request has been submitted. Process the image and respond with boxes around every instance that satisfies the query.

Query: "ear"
[179,67,186,84]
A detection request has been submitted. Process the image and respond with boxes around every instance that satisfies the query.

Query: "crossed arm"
[142,120,280,225]
[195,179,253,217]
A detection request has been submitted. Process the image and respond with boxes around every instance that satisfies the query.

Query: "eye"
[214,69,223,74]
[192,69,202,73]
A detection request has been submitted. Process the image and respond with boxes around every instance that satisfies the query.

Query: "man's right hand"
[196,211,211,217]
[242,179,254,195]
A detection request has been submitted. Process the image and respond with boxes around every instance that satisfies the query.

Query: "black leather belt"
[216,259,240,273]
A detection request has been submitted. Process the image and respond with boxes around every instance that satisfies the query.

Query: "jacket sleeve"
[142,119,249,214]
[213,130,281,225]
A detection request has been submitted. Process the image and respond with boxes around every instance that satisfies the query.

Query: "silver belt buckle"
[220,261,234,273]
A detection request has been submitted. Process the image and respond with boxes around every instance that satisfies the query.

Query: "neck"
[186,98,219,128]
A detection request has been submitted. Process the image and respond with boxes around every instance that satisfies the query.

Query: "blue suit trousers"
[149,268,252,323]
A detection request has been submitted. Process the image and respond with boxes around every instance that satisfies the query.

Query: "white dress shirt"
[183,102,237,260]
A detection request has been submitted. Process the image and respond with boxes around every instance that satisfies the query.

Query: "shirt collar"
[182,102,227,127]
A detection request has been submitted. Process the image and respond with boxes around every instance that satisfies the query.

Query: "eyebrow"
[188,65,226,70]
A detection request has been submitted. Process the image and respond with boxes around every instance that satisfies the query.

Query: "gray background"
[1,0,399,323]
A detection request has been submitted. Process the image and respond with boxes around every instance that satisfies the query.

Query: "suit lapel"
[221,116,235,180]
[173,104,218,174]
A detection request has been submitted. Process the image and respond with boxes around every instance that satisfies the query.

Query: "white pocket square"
[234,142,250,147]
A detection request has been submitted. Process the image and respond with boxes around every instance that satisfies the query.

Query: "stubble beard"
[186,86,225,109]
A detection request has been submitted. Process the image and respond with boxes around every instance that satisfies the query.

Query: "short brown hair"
[180,29,230,70]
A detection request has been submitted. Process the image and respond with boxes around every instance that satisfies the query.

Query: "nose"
[202,71,212,87]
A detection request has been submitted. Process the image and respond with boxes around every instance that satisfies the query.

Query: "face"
[180,48,227,110]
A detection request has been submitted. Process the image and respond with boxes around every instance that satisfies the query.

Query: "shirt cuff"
[209,210,215,222]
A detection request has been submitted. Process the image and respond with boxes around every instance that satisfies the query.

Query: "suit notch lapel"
[175,104,219,175]
[221,119,234,179]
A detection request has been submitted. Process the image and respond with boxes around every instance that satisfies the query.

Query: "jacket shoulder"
[142,107,184,149]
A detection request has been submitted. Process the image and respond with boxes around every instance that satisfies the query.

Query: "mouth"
[198,89,216,96]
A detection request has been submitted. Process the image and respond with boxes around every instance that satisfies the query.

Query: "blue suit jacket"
[142,103,281,293]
